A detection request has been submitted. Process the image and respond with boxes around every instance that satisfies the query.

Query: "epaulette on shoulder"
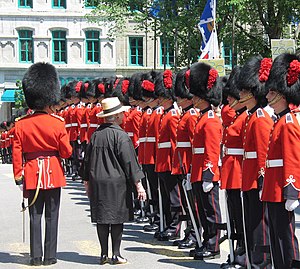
[257,108,265,118]
[147,108,152,114]
[208,110,214,119]
[137,106,142,112]
[286,113,294,124]
[51,114,65,122]
[171,109,177,116]
[16,114,30,121]
[87,104,92,108]
[189,108,197,115]
[77,104,82,108]
[156,107,163,115]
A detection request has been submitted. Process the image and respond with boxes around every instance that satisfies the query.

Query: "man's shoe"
[100,255,109,265]
[143,224,159,232]
[111,255,127,265]
[43,258,57,266]
[178,239,197,249]
[194,249,220,260]
[30,257,42,266]
[189,245,205,257]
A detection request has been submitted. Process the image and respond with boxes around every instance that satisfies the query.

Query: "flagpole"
[213,0,217,59]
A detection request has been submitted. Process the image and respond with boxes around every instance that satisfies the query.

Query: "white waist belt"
[158,142,171,149]
[65,124,71,128]
[139,137,147,143]
[146,137,156,143]
[224,147,244,156]
[266,159,283,168]
[90,123,98,128]
[193,147,205,154]
[127,132,134,137]
[71,123,78,127]
[176,141,191,148]
[244,151,257,159]
[80,123,88,128]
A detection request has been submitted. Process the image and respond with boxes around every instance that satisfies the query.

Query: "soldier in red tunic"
[220,66,248,267]
[262,53,300,268]
[13,62,73,266]
[238,55,274,268]
[189,62,223,260]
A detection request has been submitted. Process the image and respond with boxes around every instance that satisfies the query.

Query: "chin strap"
[230,99,239,108]
[268,93,283,106]
[239,93,254,104]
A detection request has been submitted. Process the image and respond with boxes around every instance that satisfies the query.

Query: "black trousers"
[143,164,159,214]
[226,189,244,248]
[267,202,299,269]
[193,181,221,252]
[158,171,181,233]
[243,189,270,267]
[28,188,61,259]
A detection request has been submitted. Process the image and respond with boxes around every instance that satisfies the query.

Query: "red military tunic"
[80,104,92,143]
[0,132,5,149]
[172,108,199,175]
[221,109,247,189]
[142,106,164,165]
[123,106,142,149]
[4,131,10,148]
[155,108,180,173]
[138,108,152,164]
[74,103,85,141]
[191,108,222,183]
[221,104,236,128]
[241,107,273,191]
[87,103,102,141]
[8,126,15,147]
[13,112,72,190]
[262,112,300,202]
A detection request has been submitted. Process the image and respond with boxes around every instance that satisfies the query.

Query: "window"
[222,45,232,69]
[160,39,174,67]
[19,0,32,8]
[86,31,100,64]
[53,0,66,8]
[19,30,33,63]
[52,31,67,63]
[84,0,97,8]
[129,37,143,66]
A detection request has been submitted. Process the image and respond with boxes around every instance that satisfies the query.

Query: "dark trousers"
[267,202,299,269]
[158,171,181,233]
[227,189,244,249]
[243,189,270,267]
[28,188,61,259]
[143,164,159,214]
[193,181,221,252]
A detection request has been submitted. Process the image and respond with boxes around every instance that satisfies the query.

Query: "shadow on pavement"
[57,251,99,265]
[158,258,221,269]
[0,252,29,266]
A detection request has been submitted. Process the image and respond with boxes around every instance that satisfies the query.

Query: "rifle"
[177,151,202,249]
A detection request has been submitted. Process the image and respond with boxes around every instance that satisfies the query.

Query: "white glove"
[285,199,300,211]
[202,181,214,193]
[18,185,23,192]
[185,174,192,191]
[259,190,262,200]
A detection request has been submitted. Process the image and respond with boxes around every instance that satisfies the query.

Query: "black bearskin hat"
[238,55,272,107]
[220,75,229,105]
[64,80,81,100]
[223,66,241,101]
[79,80,94,100]
[22,62,60,110]
[189,62,222,106]
[174,68,193,99]
[265,53,300,105]
[154,70,176,101]
[92,78,110,99]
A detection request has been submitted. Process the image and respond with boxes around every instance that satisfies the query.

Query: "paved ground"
[0,163,299,269]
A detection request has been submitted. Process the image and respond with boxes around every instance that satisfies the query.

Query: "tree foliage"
[14,80,26,109]
[86,0,299,66]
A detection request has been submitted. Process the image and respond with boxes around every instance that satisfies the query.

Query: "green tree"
[14,80,26,109]
[86,0,299,66]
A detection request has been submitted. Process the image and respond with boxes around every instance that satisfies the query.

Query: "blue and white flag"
[198,0,219,59]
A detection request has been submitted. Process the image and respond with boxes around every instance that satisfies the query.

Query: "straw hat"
[96,97,130,118]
